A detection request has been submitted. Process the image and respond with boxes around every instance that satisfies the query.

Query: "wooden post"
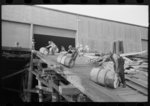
[26,24,34,102]
[38,80,43,102]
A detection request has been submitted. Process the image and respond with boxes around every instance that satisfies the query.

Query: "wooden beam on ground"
[126,81,147,95]
[59,84,80,95]
[125,75,147,88]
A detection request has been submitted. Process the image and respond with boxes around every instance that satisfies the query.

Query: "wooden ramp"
[35,51,147,102]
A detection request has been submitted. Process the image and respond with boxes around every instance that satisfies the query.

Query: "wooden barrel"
[105,70,119,88]
[39,47,48,55]
[61,55,67,64]
[57,53,66,63]
[90,66,118,88]
[97,68,109,86]
[90,67,100,82]
[64,56,75,68]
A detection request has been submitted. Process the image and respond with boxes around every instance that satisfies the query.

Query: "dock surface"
[35,52,147,102]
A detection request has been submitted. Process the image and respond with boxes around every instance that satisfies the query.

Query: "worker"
[98,52,126,88]
[60,46,66,52]
[67,45,75,54]
[46,41,58,55]
[117,55,126,88]
[46,41,53,50]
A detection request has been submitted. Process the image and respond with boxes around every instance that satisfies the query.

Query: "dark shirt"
[118,56,125,73]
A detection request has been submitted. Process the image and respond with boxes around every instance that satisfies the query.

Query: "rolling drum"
[39,47,48,55]
[61,55,67,64]
[57,53,66,63]
[64,56,75,68]
[90,67,100,82]
[97,68,109,86]
[105,70,119,88]
[103,61,114,71]
[90,66,118,88]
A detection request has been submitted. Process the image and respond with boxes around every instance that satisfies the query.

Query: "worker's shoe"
[122,84,126,88]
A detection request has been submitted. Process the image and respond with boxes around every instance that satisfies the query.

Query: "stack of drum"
[90,62,119,89]
[57,53,75,68]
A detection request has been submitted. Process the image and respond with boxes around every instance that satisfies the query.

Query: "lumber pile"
[123,50,148,74]
[122,50,148,95]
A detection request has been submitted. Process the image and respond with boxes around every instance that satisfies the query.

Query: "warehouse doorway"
[34,34,75,52]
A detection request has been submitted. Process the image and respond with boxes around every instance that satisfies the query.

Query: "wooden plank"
[132,74,148,81]
[59,84,80,95]
[121,94,147,102]
[126,80,147,95]
[120,50,147,57]
[125,75,147,88]
[36,86,52,92]
[117,91,138,96]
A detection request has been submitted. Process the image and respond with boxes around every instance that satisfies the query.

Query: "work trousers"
[118,71,126,85]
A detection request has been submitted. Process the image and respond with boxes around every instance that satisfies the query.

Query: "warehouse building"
[2,5,148,53]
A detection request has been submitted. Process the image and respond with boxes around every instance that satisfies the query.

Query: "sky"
[37,5,148,27]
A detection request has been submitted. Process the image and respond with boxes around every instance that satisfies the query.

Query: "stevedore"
[46,41,53,50]
[67,45,75,54]
[46,41,58,55]
[60,46,66,52]
[67,45,78,61]
[98,52,126,88]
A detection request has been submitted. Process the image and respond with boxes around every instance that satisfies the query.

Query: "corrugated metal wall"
[77,16,145,53]
[2,21,31,49]
[34,25,76,38]
[141,39,148,51]
[2,5,77,30]
[2,5,148,53]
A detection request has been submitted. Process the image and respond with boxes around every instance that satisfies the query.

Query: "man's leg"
[119,72,126,88]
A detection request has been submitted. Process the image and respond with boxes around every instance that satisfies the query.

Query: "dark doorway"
[34,34,75,52]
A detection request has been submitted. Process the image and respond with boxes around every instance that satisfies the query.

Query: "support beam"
[26,23,34,102]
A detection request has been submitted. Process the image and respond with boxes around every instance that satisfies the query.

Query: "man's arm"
[98,55,110,66]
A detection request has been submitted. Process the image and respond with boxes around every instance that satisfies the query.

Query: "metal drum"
[104,70,119,89]
[39,47,48,55]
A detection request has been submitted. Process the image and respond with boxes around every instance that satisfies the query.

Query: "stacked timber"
[122,51,148,95]
[90,62,119,89]
[123,51,148,74]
